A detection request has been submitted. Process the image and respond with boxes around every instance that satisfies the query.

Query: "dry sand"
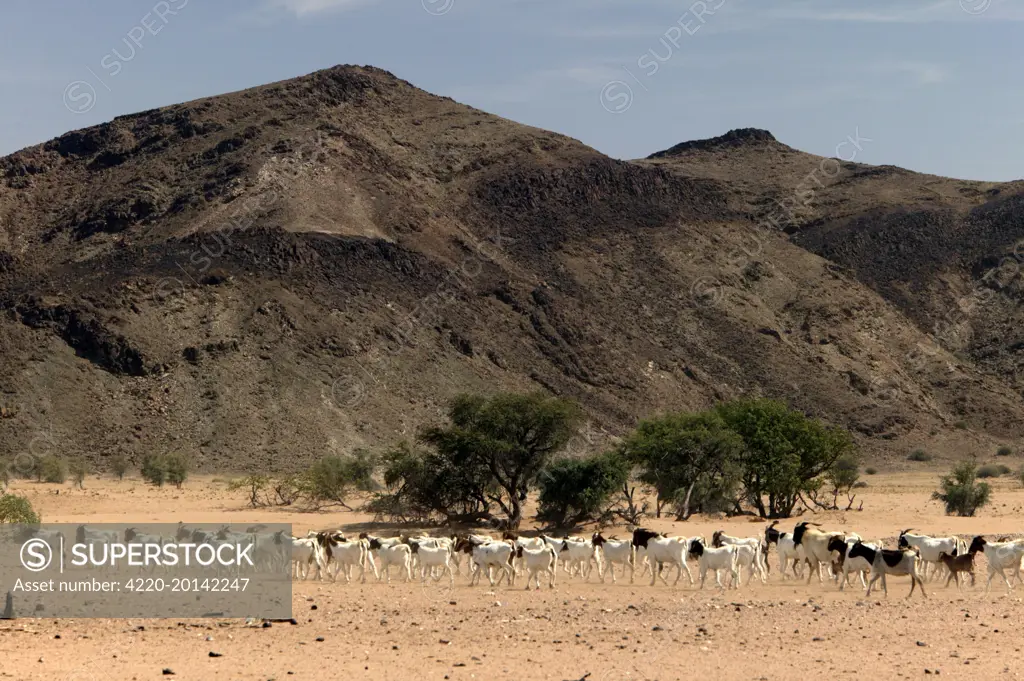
[3,472,1024,680]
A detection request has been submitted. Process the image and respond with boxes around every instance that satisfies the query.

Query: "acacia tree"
[622,411,744,520]
[419,392,582,528]
[715,398,854,518]
[537,450,631,527]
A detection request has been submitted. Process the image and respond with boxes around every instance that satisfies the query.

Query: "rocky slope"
[1,66,1021,472]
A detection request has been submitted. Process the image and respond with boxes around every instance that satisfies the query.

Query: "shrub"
[164,453,189,489]
[295,451,378,510]
[537,450,631,527]
[954,421,968,430]
[68,459,88,489]
[110,453,130,480]
[852,481,868,488]
[933,461,991,517]
[141,455,167,487]
[0,461,9,491]
[907,449,932,462]
[865,467,878,475]
[0,493,40,524]
[977,464,1003,478]
[37,455,66,484]
[997,446,1014,457]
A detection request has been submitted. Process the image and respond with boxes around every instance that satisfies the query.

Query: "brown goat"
[937,550,976,589]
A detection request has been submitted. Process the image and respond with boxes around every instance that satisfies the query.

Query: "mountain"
[1,65,1021,472]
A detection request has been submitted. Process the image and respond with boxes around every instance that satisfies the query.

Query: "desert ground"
[3,472,1024,680]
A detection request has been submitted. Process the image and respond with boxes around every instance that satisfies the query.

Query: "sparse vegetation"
[865,467,878,475]
[0,493,40,524]
[36,455,66,484]
[68,459,88,489]
[294,451,379,510]
[908,449,932,462]
[141,454,167,486]
[933,461,991,517]
[954,421,968,430]
[110,453,130,480]
[997,446,1014,457]
[977,463,1011,478]
[141,453,189,488]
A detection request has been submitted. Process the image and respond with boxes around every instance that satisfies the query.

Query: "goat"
[591,533,635,583]
[712,531,767,584]
[408,540,456,587]
[367,537,412,583]
[968,536,1024,593]
[285,535,321,580]
[687,539,739,589]
[631,528,692,586]
[897,530,963,581]
[937,550,977,590]
[515,544,557,589]
[316,532,368,583]
[459,539,515,587]
[765,521,805,579]
[847,541,926,598]
[559,538,602,581]
[827,536,876,590]
[791,522,844,584]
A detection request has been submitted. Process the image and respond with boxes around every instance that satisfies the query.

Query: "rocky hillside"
[1,65,1021,472]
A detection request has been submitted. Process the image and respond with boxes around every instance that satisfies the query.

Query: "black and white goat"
[847,540,926,598]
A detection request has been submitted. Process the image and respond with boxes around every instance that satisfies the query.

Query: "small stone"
[262,622,272,628]
[652,626,663,631]
[917,641,927,647]
[392,645,399,650]
[439,639,451,645]
[162,669,175,676]
[315,637,325,642]
[209,652,223,658]
[310,605,318,611]
[54,635,60,639]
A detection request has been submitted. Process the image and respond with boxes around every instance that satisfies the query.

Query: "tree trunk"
[509,495,523,529]
[679,481,696,521]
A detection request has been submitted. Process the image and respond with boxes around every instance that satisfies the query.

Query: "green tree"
[715,398,854,518]
[419,392,582,528]
[368,440,496,523]
[0,493,40,524]
[537,450,631,527]
[622,411,744,520]
[933,461,991,517]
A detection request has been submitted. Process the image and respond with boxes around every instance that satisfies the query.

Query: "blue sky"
[1,0,1021,181]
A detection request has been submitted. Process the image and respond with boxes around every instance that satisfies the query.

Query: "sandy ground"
[3,472,1024,680]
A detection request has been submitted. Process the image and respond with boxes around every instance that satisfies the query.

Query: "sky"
[1,0,1021,181]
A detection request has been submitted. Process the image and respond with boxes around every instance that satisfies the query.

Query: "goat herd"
[290,521,1024,598]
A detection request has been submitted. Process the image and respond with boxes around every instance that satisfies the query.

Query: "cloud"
[871,61,947,85]
[758,0,1024,23]
[266,0,377,17]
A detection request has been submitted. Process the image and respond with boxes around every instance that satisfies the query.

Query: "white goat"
[897,530,965,581]
[687,540,739,589]
[516,544,557,589]
[408,540,456,587]
[968,536,1024,593]
[712,531,767,584]
[367,537,412,583]
[592,533,634,583]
